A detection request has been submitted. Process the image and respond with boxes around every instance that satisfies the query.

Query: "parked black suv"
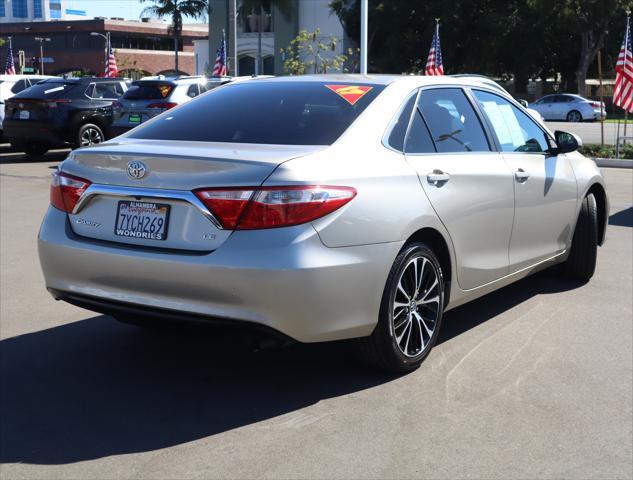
[2,77,129,156]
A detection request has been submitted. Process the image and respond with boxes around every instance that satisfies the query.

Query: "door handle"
[427,170,450,185]
[515,168,530,182]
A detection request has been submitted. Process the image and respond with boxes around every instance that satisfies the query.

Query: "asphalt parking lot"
[1,147,632,479]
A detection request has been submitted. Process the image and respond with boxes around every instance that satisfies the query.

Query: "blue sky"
[65,0,206,23]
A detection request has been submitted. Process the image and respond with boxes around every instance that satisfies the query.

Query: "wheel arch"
[403,227,453,307]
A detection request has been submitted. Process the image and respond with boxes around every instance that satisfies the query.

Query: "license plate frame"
[128,114,142,124]
[114,200,171,241]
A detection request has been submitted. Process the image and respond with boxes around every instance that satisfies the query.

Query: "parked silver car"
[529,93,606,122]
[39,75,609,372]
[110,75,230,136]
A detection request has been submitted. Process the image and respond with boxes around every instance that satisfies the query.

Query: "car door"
[534,95,556,120]
[403,87,515,290]
[472,90,578,272]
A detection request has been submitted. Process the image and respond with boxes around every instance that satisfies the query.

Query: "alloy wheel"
[391,255,441,358]
[81,127,103,146]
[567,111,581,122]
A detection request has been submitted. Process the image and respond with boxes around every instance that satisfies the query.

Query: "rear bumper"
[38,207,402,343]
[3,120,67,146]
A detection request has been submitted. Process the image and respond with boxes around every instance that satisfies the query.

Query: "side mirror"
[554,130,582,154]
[517,99,529,108]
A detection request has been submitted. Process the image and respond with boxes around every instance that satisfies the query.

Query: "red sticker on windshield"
[325,85,373,105]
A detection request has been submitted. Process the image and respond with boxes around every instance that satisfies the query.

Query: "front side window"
[129,81,385,145]
[417,88,490,153]
[473,90,549,153]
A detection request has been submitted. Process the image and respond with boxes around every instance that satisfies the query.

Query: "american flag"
[614,16,633,113]
[425,22,444,76]
[212,32,228,76]
[4,39,16,75]
[104,36,118,78]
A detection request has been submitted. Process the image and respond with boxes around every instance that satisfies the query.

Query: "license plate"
[19,110,30,120]
[114,201,170,241]
[128,114,142,124]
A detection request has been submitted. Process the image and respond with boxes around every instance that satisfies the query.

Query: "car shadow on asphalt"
[609,207,633,227]
[0,270,584,466]
[0,145,69,165]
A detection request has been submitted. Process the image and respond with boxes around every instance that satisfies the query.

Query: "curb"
[593,158,633,169]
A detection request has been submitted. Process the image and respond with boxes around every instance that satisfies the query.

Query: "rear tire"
[563,193,598,281]
[353,242,445,372]
[566,110,582,122]
[77,123,105,148]
[24,143,49,157]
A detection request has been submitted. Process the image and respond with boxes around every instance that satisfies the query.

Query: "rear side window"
[186,83,200,98]
[90,83,121,99]
[123,83,174,100]
[405,109,436,154]
[418,89,490,153]
[473,90,549,153]
[387,93,416,151]
[129,81,385,145]
[10,80,29,94]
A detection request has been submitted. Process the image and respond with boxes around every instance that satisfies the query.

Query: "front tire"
[353,243,445,372]
[563,193,598,281]
[77,123,105,148]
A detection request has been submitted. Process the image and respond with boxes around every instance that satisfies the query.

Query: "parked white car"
[529,94,607,122]
[0,74,55,140]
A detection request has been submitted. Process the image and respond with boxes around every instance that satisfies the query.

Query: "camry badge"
[127,160,148,180]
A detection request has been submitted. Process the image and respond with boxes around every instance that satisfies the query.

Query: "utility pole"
[598,50,604,147]
[230,0,237,76]
[360,0,368,74]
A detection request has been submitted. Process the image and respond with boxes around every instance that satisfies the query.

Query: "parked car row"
[1,75,233,156]
[0,73,609,158]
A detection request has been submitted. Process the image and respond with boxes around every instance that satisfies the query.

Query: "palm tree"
[140,0,208,74]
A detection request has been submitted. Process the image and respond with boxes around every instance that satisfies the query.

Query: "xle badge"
[325,85,373,105]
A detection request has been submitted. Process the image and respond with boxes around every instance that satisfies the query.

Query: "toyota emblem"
[127,161,148,180]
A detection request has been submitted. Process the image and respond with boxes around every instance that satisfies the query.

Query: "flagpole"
[360,0,368,74]
[625,12,630,142]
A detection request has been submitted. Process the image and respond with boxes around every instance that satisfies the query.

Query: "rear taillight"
[194,185,356,230]
[147,102,178,110]
[50,171,91,213]
[590,101,600,108]
[112,100,122,110]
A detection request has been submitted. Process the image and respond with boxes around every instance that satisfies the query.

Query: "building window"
[0,0,5,18]
[33,0,42,18]
[237,0,273,33]
[12,0,28,17]
[49,0,61,19]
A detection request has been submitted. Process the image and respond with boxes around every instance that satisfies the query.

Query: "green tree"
[140,0,208,74]
[280,28,350,75]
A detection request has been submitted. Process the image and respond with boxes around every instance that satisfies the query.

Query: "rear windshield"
[123,83,174,100]
[11,81,73,100]
[129,81,384,145]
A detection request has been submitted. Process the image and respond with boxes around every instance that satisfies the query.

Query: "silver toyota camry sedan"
[38,75,609,372]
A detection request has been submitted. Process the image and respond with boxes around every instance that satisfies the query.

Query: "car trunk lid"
[61,139,325,251]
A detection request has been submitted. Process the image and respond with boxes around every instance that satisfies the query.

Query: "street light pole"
[34,37,51,74]
[360,0,368,74]
[90,32,109,75]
